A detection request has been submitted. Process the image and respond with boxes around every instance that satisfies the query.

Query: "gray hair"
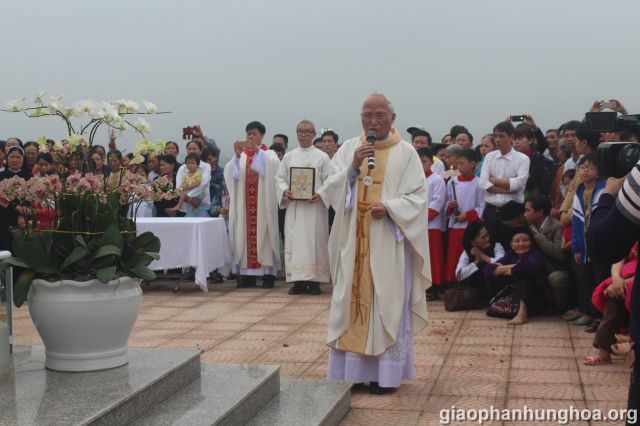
[365,92,395,114]
[446,144,464,155]
[297,119,316,132]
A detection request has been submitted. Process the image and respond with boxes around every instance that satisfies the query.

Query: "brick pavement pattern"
[12,280,632,425]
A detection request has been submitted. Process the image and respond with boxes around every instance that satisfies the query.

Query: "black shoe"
[210,271,224,284]
[262,275,275,289]
[288,283,307,295]
[308,283,321,295]
[351,383,366,391]
[237,276,257,288]
[369,382,393,395]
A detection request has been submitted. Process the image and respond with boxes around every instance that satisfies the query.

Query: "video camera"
[590,113,640,178]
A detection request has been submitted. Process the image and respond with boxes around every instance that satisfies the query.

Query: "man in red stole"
[224,121,281,288]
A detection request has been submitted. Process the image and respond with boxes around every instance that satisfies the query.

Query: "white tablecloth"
[135,217,232,290]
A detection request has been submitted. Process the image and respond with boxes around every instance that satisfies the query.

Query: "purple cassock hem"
[327,241,416,388]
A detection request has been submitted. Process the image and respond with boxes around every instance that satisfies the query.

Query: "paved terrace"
[12,280,631,425]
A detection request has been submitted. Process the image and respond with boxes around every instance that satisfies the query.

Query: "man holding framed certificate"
[276,119,334,295]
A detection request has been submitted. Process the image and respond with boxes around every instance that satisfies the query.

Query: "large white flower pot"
[28,276,142,372]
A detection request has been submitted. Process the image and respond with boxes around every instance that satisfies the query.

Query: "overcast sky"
[3,0,640,160]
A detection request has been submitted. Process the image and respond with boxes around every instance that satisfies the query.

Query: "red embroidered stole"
[244,150,261,269]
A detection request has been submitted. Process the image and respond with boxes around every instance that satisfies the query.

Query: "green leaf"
[100,225,123,248]
[144,251,160,260]
[131,232,161,253]
[12,234,58,273]
[129,264,156,282]
[96,266,117,283]
[14,270,35,308]
[75,235,87,248]
[93,244,122,259]
[60,246,88,271]
[0,256,29,269]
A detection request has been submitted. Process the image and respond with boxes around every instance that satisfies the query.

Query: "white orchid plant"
[3,93,166,163]
[0,93,176,307]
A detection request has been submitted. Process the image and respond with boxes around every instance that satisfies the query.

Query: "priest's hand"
[352,144,375,170]
[307,193,321,203]
[369,202,388,219]
[284,190,294,200]
[234,141,244,158]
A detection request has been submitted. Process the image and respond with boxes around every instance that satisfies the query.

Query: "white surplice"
[223,149,281,275]
[275,146,333,283]
[317,131,431,357]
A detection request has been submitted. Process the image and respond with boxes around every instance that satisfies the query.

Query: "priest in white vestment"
[223,121,281,289]
[276,119,333,295]
[318,94,431,394]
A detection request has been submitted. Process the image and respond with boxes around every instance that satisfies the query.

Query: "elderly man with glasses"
[318,93,430,394]
[275,120,334,295]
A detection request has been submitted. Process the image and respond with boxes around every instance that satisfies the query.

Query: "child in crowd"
[418,148,446,295]
[105,149,123,191]
[130,165,154,218]
[432,144,449,170]
[444,149,485,283]
[169,153,208,217]
[571,155,606,327]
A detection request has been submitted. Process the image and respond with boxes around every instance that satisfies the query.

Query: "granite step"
[1,346,202,426]
[131,363,280,426]
[245,379,351,426]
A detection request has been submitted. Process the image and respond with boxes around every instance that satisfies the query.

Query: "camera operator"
[588,168,640,413]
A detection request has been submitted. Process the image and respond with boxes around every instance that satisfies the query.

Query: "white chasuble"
[317,129,430,357]
[275,146,333,283]
[223,149,281,274]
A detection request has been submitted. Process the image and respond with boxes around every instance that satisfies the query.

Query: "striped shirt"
[617,163,640,225]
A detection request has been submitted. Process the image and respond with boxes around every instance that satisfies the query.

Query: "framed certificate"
[289,167,316,200]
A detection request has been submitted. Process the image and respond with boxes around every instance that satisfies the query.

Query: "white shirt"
[455,242,505,281]
[431,158,445,175]
[426,172,446,231]
[563,154,582,172]
[478,147,530,207]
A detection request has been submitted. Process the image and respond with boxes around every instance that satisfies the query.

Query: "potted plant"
[0,94,176,371]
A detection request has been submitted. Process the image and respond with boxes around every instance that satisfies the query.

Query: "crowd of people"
[2,94,640,399]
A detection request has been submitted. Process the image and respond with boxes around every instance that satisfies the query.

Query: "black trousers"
[482,203,507,246]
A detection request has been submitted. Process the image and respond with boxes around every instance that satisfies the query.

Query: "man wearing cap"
[407,126,445,174]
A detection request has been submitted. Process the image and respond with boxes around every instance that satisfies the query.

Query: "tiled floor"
[12,280,633,425]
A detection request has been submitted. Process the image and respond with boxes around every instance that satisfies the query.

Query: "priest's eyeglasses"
[361,113,389,121]
[296,129,315,135]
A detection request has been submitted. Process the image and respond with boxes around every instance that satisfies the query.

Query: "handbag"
[444,283,483,311]
[486,285,519,319]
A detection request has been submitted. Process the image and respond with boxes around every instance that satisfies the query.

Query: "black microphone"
[366,129,376,169]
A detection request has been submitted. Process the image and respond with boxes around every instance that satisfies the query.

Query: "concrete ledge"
[246,379,351,426]
[132,363,280,426]
[0,346,201,426]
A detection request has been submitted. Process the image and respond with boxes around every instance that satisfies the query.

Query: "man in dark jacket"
[525,195,570,311]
